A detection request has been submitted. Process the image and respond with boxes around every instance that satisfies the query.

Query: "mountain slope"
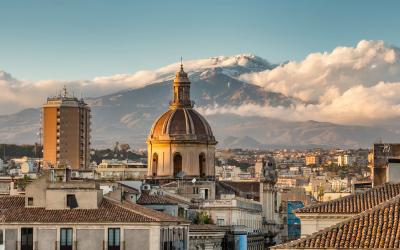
[0,54,399,149]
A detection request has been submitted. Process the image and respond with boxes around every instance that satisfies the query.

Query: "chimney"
[65,168,71,182]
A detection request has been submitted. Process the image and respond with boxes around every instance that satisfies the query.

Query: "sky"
[2,0,400,128]
[0,0,400,80]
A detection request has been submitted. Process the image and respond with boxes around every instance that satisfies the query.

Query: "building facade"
[96,159,147,180]
[305,155,320,166]
[43,87,91,169]
[201,197,263,231]
[0,171,189,250]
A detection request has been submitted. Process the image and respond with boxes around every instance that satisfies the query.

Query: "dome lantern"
[170,61,194,109]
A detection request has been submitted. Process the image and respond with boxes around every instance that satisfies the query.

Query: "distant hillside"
[0,144,42,160]
[0,54,398,149]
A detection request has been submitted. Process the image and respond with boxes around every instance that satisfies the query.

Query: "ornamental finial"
[180,56,183,70]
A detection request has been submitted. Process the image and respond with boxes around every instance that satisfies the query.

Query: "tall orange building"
[42,87,91,169]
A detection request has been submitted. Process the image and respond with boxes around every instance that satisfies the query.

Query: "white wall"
[298,214,352,237]
[387,162,400,182]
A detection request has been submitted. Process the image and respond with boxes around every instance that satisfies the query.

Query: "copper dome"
[149,108,216,143]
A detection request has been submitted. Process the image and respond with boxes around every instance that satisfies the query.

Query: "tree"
[192,211,214,224]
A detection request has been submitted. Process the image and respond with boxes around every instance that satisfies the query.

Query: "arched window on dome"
[152,153,158,176]
[199,153,206,177]
[173,153,183,177]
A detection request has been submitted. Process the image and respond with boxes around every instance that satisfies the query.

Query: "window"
[27,197,33,206]
[60,228,73,250]
[66,194,78,209]
[199,153,206,177]
[274,192,278,212]
[160,228,186,250]
[193,187,199,194]
[173,153,182,176]
[199,188,209,200]
[21,228,33,250]
[0,229,3,245]
[152,153,158,176]
[217,218,225,226]
[108,228,120,250]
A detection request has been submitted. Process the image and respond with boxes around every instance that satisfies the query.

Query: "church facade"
[147,63,217,179]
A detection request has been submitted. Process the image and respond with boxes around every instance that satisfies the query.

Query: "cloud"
[0,54,266,115]
[205,40,400,125]
[240,40,400,103]
[199,81,400,125]
[2,41,400,127]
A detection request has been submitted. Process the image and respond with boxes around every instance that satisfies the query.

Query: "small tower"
[259,157,280,245]
[170,60,193,109]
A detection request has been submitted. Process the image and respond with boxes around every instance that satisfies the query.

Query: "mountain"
[222,136,263,149]
[210,115,399,149]
[0,54,399,149]
[0,108,40,143]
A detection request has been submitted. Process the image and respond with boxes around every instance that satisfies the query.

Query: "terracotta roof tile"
[136,192,177,205]
[296,182,400,214]
[274,194,400,249]
[0,196,186,224]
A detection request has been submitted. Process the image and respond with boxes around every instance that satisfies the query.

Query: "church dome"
[148,61,216,144]
[146,60,217,179]
[149,108,215,142]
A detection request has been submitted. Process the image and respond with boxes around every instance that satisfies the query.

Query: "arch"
[173,152,183,177]
[152,153,158,176]
[199,153,206,177]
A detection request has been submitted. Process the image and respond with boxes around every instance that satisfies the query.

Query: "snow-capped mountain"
[0,53,399,149]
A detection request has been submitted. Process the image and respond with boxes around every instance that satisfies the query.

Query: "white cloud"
[199,81,400,125]
[240,40,400,103]
[0,54,265,115]
[205,40,400,125]
[2,41,400,127]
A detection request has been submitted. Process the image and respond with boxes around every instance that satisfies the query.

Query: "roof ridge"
[103,197,159,222]
[295,182,400,214]
[106,197,188,223]
[275,193,400,249]
[136,192,177,205]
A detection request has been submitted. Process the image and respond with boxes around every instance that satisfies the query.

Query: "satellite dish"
[191,178,196,183]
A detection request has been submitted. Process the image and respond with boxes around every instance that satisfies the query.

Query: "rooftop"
[136,191,177,205]
[0,196,187,224]
[295,182,400,214]
[274,194,400,249]
[217,181,260,201]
